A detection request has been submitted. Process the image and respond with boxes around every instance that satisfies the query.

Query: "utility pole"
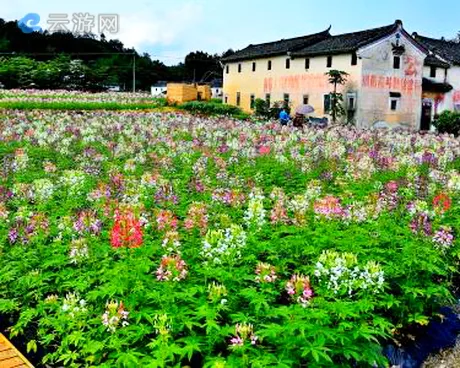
[132,52,136,93]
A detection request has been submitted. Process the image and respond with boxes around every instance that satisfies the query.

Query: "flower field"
[0,90,163,111]
[0,110,459,367]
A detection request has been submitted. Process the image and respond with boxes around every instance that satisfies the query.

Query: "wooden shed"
[167,83,198,104]
[167,83,212,104]
[0,333,34,368]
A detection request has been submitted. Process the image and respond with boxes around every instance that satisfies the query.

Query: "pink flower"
[156,255,188,282]
[255,262,277,283]
[259,146,271,155]
[286,274,314,307]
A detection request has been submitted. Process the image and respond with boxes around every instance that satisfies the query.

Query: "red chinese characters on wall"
[404,55,420,77]
[263,74,330,93]
[362,75,421,95]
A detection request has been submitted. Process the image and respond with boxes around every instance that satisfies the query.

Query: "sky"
[1,0,460,65]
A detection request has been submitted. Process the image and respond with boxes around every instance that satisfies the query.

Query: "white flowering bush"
[314,250,385,296]
[201,224,247,265]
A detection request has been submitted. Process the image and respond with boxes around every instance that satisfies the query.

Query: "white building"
[151,81,168,97]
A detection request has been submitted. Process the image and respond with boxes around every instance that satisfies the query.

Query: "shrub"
[433,110,460,136]
[254,98,270,118]
[179,101,243,117]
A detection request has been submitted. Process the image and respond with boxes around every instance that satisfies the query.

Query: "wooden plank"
[0,357,25,368]
[0,349,17,361]
[0,344,10,352]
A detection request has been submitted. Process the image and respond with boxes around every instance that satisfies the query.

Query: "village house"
[222,20,460,130]
[413,33,460,129]
[151,81,168,97]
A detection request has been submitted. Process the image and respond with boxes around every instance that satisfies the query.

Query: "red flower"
[110,208,143,249]
[433,193,451,214]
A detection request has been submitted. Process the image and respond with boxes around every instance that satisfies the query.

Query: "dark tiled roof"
[221,29,331,63]
[422,77,453,93]
[292,22,400,57]
[152,81,167,87]
[424,54,451,68]
[414,34,460,65]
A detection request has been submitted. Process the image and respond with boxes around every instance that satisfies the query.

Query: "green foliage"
[433,110,460,136]
[325,70,349,124]
[254,98,270,118]
[0,110,458,367]
[179,101,245,117]
[0,18,232,90]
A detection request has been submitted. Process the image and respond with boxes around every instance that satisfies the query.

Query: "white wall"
[358,30,426,129]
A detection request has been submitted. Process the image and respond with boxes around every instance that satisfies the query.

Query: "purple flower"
[8,228,18,244]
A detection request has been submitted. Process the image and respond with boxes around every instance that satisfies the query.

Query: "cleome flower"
[433,193,451,215]
[243,189,266,228]
[184,202,208,234]
[156,255,188,282]
[255,262,277,284]
[208,282,228,305]
[69,238,89,264]
[314,250,385,296]
[201,224,247,265]
[110,207,143,249]
[286,274,314,307]
[229,323,259,348]
[433,226,454,250]
[62,292,88,318]
[161,231,181,254]
[102,300,129,333]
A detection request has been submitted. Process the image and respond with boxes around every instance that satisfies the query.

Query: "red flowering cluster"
[110,207,143,248]
[433,193,451,214]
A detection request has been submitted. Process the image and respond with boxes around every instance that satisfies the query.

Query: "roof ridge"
[244,28,331,48]
[326,22,397,38]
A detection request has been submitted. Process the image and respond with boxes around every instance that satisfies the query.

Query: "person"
[293,113,305,129]
[279,109,290,126]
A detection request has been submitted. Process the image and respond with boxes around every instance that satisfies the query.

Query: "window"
[347,92,357,110]
[252,62,256,72]
[327,56,333,68]
[389,92,401,111]
[224,95,228,104]
[283,93,290,107]
[250,94,255,109]
[268,60,272,70]
[303,95,309,104]
[286,58,291,69]
[393,56,401,69]
[265,93,271,107]
[351,53,358,66]
[238,64,242,73]
[430,66,436,78]
[226,65,229,74]
[323,94,331,113]
[305,58,310,69]
[236,92,241,106]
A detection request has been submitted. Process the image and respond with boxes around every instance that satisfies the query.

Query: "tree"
[325,70,349,124]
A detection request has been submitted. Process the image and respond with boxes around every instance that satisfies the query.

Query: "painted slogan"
[263,74,330,93]
[361,75,422,95]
